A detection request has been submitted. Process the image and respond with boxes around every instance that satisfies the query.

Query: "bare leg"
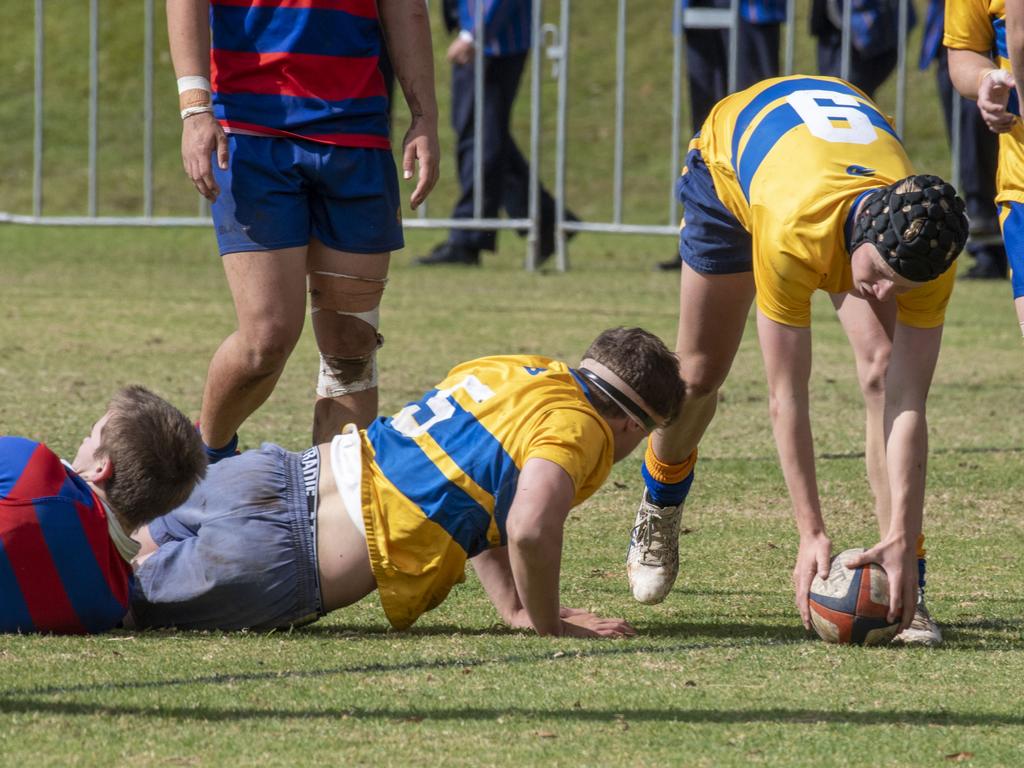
[651,262,756,463]
[831,291,897,535]
[200,248,309,448]
[308,240,391,442]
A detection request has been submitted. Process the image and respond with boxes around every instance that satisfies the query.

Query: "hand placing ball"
[808,548,900,646]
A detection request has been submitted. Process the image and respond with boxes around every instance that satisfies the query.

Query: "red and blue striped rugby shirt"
[0,437,132,634]
[210,0,391,149]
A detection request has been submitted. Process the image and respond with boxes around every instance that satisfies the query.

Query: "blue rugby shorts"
[211,133,405,256]
[676,143,753,274]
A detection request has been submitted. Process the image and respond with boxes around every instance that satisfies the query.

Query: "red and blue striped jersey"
[0,437,132,634]
[210,0,391,149]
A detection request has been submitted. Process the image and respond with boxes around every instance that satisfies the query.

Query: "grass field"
[3,1,1023,766]
[1,223,1022,767]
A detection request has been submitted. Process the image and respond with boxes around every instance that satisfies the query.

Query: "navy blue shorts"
[211,134,405,256]
[130,444,322,631]
[676,144,753,274]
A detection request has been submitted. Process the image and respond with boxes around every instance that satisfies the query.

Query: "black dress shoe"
[415,242,480,266]
[962,262,1008,280]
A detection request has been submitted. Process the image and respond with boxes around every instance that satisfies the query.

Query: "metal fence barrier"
[3,0,961,272]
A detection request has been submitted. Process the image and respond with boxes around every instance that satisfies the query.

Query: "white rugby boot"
[892,590,943,647]
[626,490,683,604]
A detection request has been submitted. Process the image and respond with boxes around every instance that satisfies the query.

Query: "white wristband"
[458,29,474,44]
[177,75,211,94]
[180,105,214,120]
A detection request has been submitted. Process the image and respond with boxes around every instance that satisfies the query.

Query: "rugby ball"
[808,548,900,646]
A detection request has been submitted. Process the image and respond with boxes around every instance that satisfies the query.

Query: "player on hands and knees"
[627,75,968,648]
[129,328,683,638]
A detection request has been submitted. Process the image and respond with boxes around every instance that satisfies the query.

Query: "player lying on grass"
[626,75,969,646]
[0,387,206,634]
[128,327,683,638]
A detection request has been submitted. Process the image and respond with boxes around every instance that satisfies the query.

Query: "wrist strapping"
[180,105,214,120]
[177,75,212,114]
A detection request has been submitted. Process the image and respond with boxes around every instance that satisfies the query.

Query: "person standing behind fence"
[168,0,440,458]
[657,0,784,271]
[810,0,916,99]
[921,0,1008,280]
[417,0,574,266]
[945,0,1024,334]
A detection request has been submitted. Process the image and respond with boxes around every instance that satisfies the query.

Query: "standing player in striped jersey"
[129,328,683,637]
[625,76,969,646]
[168,0,441,459]
[945,0,1024,332]
[0,388,205,634]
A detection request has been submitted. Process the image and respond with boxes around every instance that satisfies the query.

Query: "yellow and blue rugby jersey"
[695,75,955,328]
[359,355,614,630]
[944,0,1024,205]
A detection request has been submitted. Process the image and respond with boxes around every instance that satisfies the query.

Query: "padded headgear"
[849,174,968,282]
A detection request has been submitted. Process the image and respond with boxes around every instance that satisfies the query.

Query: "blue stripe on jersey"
[0,541,34,632]
[211,5,381,57]
[367,422,492,557]
[0,437,36,498]
[34,499,126,633]
[369,391,521,554]
[989,23,1021,116]
[214,93,390,134]
[60,470,101,509]
[731,78,873,165]
[735,96,898,199]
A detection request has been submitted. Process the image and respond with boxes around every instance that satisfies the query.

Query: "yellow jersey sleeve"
[895,266,956,329]
[525,407,613,505]
[944,0,1001,52]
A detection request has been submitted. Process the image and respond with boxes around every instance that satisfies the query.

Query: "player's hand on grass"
[844,538,917,630]
[793,532,832,630]
[560,612,637,639]
[402,114,440,210]
[978,69,1018,134]
[181,112,228,201]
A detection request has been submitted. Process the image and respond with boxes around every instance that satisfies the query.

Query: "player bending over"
[627,75,969,646]
[129,328,683,638]
[0,387,205,634]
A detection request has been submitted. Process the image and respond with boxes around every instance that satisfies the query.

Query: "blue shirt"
[459,0,533,57]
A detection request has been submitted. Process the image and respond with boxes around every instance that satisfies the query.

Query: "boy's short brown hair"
[583,327,684,425]
[97,386,207,530]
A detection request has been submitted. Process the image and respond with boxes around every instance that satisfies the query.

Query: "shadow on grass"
[0,697,1021,728]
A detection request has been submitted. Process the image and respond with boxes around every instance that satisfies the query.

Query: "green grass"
[1,225,1022,767]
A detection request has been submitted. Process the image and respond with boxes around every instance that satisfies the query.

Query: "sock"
[917,533,927,594]
[642,445,697,507]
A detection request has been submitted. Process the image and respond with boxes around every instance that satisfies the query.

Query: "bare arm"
[377,0,440,209]
[166,0,228,200]
[947,48,1017,134]
[471,547,529,628]
[505,458,634,638]
[755,310,832,630]
[845,323,942,629]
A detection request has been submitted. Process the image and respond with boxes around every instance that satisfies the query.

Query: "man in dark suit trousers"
[418,0,574,266]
